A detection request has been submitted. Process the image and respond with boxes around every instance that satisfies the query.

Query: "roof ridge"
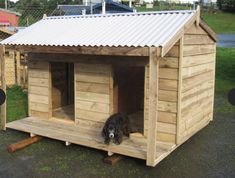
[46,10,196,20]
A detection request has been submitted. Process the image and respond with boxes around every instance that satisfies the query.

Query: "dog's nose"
[109,133,114,138]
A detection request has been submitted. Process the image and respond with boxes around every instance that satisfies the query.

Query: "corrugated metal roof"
[1,10,196,48]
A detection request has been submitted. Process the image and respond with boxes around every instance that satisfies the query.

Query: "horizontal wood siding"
[28,61,50,118]
[0,51,16,86]
[75,63,111,128]
[144,45,179,143]
[178,24,216,143]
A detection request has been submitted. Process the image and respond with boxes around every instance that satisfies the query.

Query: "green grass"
[137,5,235,34]
[215,48,235,93]
[202,12,235,34]
[6,85,28,122]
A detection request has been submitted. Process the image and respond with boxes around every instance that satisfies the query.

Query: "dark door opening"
[51,62,74,121]
[113,66,145,133]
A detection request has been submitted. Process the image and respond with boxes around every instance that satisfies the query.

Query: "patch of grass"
[215,47,235,113]
[37,166,52,173]
[6,85,28,122]
[215,48,235,94]
[202,12,235,34]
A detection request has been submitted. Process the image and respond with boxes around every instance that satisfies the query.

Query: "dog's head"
[107,124,116,139]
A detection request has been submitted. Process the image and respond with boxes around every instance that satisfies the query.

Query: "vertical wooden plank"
[143,64,148,137]
[23,54,27,88]
[146,47,160,166]
[16,51,21,85]
[74,63,77,122]
[0,45,6,130]
[48,62,52,118]
[27,60,31,116]
[210,46,216,121]
[176,37,183,144]
[109,66,114,115]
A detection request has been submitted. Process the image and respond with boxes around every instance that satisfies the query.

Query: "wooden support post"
[146,47,160,166]
[0,45,6,131]
[16,51,21,85]
[7,136,43,153]
[65,141,71,146]
[196,5,200,27]
[176,37,183,145]
[104,154,123,166]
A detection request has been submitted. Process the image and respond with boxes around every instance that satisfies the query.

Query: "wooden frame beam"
[176,37,183,144]
[146,47,160,166]
[5,45,149,57]
[0,45,6,130]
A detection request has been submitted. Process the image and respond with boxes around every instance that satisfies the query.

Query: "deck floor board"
[6,117,175,162]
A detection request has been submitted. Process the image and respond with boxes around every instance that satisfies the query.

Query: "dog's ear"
[102,123,108,137]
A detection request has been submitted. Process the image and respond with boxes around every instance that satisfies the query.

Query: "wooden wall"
[28,60,51,118]
[0,50,16,86]
[75,63,112,129]
[178,24,216,143]
[144,45,179,143]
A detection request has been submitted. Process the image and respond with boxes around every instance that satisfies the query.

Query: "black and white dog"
[102,112,130,145]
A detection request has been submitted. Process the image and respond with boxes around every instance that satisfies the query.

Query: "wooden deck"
[53,105,74,121]
[6,117,176,161]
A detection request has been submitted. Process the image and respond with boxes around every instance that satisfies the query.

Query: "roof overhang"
[4,45,150,56]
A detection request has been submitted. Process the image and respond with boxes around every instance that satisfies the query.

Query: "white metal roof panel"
[1,10,196,48]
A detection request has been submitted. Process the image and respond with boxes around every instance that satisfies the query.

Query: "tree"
[217,0,235,12]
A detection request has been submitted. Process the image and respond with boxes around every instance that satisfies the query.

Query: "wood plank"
[104,155,123,165]
[160,57,179,68]
[184,34,214,45]
[159,68,178,80]
[30,110,49,118]
[165,45,179,57]
[76,91,109,104]
[29,94,49,104]
[182,80,213,101]
[185,24,207,35]
[76,100,110,114]
[29,78,49,87]
[0,45,6,130]
[182,53,215,68]
[30,102,49,112]
[182,71,213,92]
[28,61,48,69]
[182,62,214,79]
[146,89,177,102]
[76,109,109,122]
[76,63,111,74]
[76,72,110,84]
[183,44,216,57]
[76,82,109,94]
[159,79,178,91]
[7,136,43,153]
[11,45,149,56]
[29,86,49,96]
[147,47,159,166]
[158,101,177,113]
[176,37,183,144]
[156,132,176,143]
[28,68,49,79]
[158,111,177,124]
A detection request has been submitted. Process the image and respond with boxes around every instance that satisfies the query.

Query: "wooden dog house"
[0,8,216,166]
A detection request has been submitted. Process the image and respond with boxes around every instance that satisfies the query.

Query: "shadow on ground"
[0,95,235,178]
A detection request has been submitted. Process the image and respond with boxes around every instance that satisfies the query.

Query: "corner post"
[176,37,183,145]
[196,5,200,27]
[0,45,6,130]
[146,47,160,166]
